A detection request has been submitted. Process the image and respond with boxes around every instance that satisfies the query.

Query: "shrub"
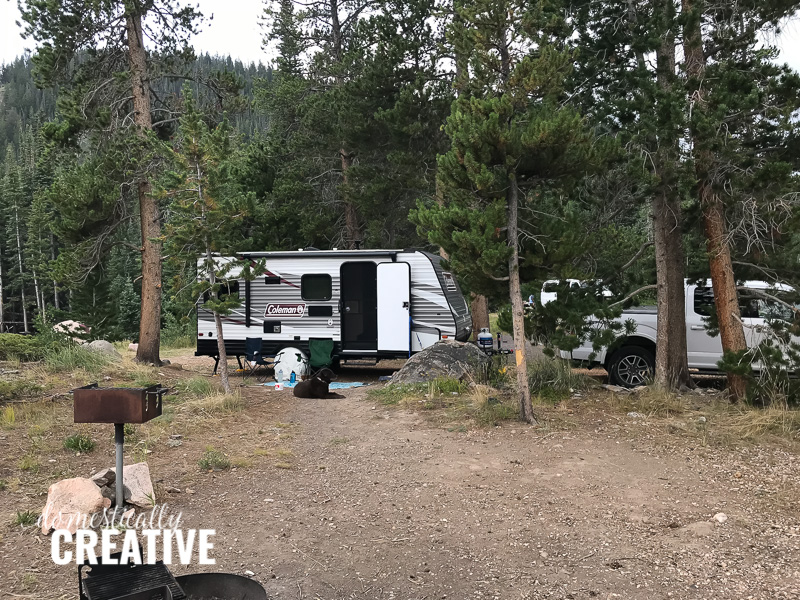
[13,510,38,527]
[1,405,16,428]
[64,433,96,453]
[175,376,216,397]
[198,448,230,471]
[528,357,592,402]
[0,380,43,402]
[0,334,44,361]
[43,344,113,373]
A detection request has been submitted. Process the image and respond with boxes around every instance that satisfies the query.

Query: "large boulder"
[108,462,155,508]
[391,340,490,385]
[86,340,122,360]
[40,477,111,535]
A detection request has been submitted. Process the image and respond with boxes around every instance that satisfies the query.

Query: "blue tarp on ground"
[260,381,367,389]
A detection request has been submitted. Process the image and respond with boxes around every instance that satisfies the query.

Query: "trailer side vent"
[264,276,280,285]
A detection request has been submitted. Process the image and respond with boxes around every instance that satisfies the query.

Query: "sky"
[2,0,800,71]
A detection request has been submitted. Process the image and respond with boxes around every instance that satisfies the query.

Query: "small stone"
[170,434,183,440]
[186,488,196,495]
[165,486,181,494]
[122,508,135,520]
[244,570,255,576]
[627,411,645,419]
[91,468,116,488]
[697,416,707,424]
[713,512,728,523]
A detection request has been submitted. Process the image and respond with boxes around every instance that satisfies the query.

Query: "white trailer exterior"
[196,249,472,363]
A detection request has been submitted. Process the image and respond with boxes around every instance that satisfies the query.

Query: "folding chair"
[308,338,335,376]
[243,337,271,381]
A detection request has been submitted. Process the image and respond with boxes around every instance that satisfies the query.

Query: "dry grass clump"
[716,405,800,443]
[181,390,245,417]
[608,384,691,417]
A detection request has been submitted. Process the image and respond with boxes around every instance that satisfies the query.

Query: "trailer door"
[377,262,410,353]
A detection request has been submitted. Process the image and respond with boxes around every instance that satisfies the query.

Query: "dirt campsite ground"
[1,349,799,600]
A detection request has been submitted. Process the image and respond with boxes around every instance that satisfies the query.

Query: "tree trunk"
[0,244,5,332]
[340,149,362,248]
[206,243,232,394]
[128,12,162,366]
[652,24,693,391]
[13,202,28,333]
[653,189,693,389]
[508,177,535,424]
[682,0,747,400]
[703,188,748,400]
[51,233,60,310]
[470,293,489,341]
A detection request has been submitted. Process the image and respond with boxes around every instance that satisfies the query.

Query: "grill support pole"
[115,423,124,508]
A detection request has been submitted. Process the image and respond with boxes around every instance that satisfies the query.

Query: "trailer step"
[341,358,379,366]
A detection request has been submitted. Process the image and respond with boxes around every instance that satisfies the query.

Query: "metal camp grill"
[79,560,183,600]
[73,384,166,511]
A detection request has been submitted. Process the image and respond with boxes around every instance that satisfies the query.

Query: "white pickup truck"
[562,280,799,387]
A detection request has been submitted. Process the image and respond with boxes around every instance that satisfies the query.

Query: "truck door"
[686,285,724,369]
[377,262,410,353]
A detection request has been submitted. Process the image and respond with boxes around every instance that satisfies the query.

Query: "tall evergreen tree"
[413,0,612,422]
[680,0,800,400]
[19,0,202,364]
[161,89,254,393]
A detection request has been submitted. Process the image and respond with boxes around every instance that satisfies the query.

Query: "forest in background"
[1,0,799,409]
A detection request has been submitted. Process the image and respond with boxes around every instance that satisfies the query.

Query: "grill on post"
[73,384,166,510]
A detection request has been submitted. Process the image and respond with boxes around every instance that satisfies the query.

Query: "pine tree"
[680,0,800,400]
[413,0,613,422]
[161,88,254,393]
[19,0,202,364]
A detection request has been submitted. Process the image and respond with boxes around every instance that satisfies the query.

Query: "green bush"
[198,448,231,471]
[0,334,44,361]
[528,357,592,402]
[43,344,113,373]
[64,433,96,453]
[12,510,38,527]
[0,380,42,402]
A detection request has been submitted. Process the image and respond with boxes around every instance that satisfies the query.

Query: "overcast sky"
[2,0,800,71]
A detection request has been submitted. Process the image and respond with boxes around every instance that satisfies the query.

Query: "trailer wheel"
[608,346,654,388]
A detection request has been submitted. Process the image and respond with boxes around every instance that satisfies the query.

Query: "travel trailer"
[196,249,472,366]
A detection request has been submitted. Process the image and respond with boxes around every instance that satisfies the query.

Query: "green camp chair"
[308,338,335,374]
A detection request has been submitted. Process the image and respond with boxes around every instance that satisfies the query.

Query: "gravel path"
[174,388,800,600]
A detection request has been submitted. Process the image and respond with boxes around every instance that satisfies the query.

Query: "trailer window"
[301,274,332,300]
[203,280,239,303]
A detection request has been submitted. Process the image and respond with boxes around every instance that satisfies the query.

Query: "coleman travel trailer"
[196,249,472,366]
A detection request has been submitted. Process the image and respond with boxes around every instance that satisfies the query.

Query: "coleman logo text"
[264,303,306,317]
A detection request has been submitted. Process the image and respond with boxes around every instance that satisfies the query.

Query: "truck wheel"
[608,346,654,388]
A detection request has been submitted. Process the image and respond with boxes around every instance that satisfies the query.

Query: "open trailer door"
[377,262,410,353]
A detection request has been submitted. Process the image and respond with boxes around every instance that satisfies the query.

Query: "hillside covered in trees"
[1,0,799,406]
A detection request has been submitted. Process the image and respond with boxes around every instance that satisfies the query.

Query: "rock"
[165,486,182,494]
[244,570,255,576]
[602,384,631,393]
[697,416,707,424]
[86,340,122,360]
[713,512,728,524]
[108,462,155,508]
[122,508,135,521]
[40,477,111,535]
[128,343,139,352]
[680,521,714,537]
[627,411,646,419]
[390,340,490,385]
[91,468,116,488]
